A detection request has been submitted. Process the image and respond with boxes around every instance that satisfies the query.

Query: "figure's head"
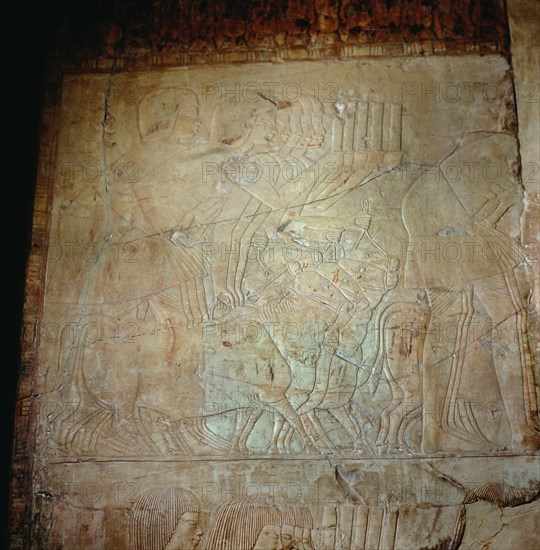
[278,503,314,550]
[131,487,202,550]
[138,88,200,142]
[165,511,203,550]
[253,524,284,550]
[300,527,314,550]
[199,496,282,550]
[246,103,278,146]
[279,524,295,550]
[210,98,278,150]
[277,95,325,151]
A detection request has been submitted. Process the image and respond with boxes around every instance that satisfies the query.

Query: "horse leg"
[302,410,339,453]
[328,404,371,453]
[271,398,318,453]
[272,413,323,454]
[378,303,429,453]
[397,405,422,453]
[237,409,263,454]
[273,419,295,454]
[230,407,253,452]
[269,412,287,454]
[385,391,405,451]
[273,417,301,454]
[375,353,406,453]
[283,424,295,453]
[226,198,267,306]
[385,359,424,453]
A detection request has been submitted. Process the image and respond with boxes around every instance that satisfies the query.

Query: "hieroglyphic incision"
[15,48,539,549]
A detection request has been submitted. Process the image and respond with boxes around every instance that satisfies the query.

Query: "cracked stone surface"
[10,2,539,549]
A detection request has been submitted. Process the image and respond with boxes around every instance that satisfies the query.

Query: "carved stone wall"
[10,1,539,548]
[51,0,509,58]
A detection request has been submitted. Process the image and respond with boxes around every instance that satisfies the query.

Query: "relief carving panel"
[14,51,539,548]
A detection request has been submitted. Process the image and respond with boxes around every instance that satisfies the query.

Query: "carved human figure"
[199,496,282,550]
[205,97,282,309]
[207,94,328,309]
[101,87,210,328]
[131,487,203,550]
[293,526,314,550]
[253,525,284,550]
[53,88,220,457]
[163,511,203,550]
[370,299,432,453]
[278,502,315,550]
[401,133,540,451]
[200,497,315,550]
[263,209,398,453]
[200,203,402,456]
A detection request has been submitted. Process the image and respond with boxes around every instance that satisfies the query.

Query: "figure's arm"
[224,154,284,210]
[474,187,521,226]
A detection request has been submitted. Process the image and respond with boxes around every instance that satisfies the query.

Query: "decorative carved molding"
[50,0,509,67]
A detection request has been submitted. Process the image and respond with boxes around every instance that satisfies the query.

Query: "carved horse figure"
[201,319,318,454]
[262,299,432,456]
[211,219,401,455]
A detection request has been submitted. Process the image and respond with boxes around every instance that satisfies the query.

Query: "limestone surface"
[11,20,539,548]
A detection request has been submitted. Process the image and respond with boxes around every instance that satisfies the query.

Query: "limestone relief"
[12,26,539,549]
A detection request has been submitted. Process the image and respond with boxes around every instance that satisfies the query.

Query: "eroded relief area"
[33,56,539,548]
